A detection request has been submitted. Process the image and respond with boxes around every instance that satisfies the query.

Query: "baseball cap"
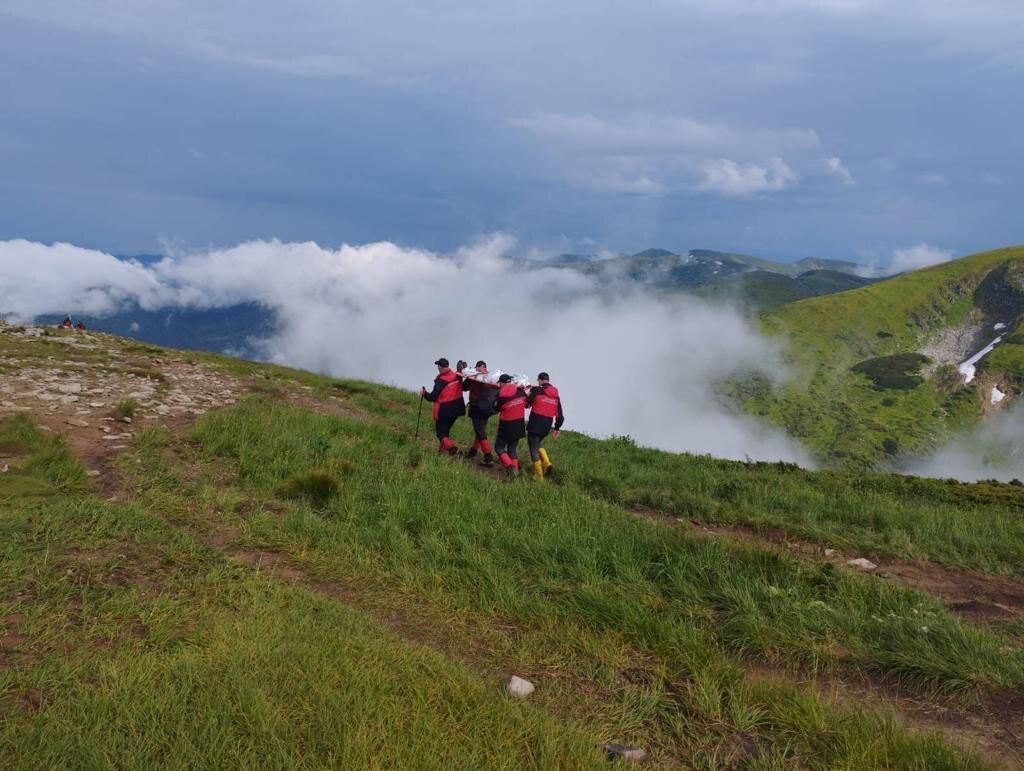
[537,372,550,381]
[434,357,449,367]
[475,360,487,368]
[497,373,513,383]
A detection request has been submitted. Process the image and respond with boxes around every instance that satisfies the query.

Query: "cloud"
[888,243,955,273]
[902,400,1024,482]
[698,158,798,197]
[857,242,955,277]
[822,156,855,185]
[513,112,814,196]
[917,172,948,186]
[0,236,811,464]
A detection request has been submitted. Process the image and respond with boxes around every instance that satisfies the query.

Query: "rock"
[506,675,535,698]
[86,470,101,477]
[121,416,132,424]
[1,464,8,473]
[1,400,15,409]
[602,744,649,763]
[89,402,105,408]
[66,418,90,428]
[824,549,836,558]
[847,558,877,572]
[57,382,83,394]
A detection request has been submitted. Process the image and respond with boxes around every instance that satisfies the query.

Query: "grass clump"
[0,413,87,497]
[114,398,139,419]
[279,469,341,507]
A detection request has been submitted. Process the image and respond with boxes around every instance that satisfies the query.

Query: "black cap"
[475,360,487,368]
[434,357,449,367]
[537,372,550,381]
[497,373,513,383]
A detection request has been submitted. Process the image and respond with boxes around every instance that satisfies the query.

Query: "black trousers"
[470,415,490,440]
[527,432,546,462]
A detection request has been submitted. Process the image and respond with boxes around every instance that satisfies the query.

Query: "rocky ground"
[0,322,241,481]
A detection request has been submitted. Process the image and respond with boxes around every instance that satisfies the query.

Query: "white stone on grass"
[506,675,535,698]
[847,558,877,572]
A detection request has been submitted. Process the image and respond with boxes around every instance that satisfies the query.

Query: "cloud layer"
[0,237,810,464]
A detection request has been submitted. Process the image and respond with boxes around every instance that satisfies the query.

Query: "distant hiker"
[420,357,465,455]
[61,316,73,329]
[75,321,86,331]
[462,360,499,466]
[495,373,527,477]
[527,372,563,479]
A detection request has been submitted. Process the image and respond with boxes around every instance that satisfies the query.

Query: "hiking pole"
[415,392,424,438]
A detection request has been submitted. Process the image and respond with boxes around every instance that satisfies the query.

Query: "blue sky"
[1,1,1021,263]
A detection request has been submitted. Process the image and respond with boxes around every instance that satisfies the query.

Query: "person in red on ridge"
[527,372,563,480]
[494,373,527,477]
[420,357,465,455]
[462,360,498,466]
[61,316,73,329]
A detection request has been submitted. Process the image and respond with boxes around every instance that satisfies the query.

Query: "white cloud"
[917,172,948,185]
[860,242,955,276]
[822,156,855,185]
[513,112,814,196]
[0,236,811,464]
[698,157,798,197]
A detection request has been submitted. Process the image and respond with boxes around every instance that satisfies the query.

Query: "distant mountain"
[39,303,276,358]
[555,248,872,309]
[695,269,877,311]
[738,245,1024,466]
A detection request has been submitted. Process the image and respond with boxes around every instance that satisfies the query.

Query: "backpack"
[477,385,499,417]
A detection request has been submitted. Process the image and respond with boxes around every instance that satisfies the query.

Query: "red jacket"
[497,384,526,421]
[425,369,464,420]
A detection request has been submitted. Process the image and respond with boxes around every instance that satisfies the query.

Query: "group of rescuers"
[420,357,564,479]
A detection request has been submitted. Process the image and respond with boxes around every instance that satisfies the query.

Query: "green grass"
[4,337,1023,766]
[551,433,1024,577]
[750,245,1024,465]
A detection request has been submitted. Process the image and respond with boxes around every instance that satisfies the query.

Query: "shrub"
[280,469,341,507]
[882,438,899,456]
[115,398,139,419]
[851,353,930,390]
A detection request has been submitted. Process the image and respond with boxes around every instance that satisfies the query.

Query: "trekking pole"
[415,392,424,438]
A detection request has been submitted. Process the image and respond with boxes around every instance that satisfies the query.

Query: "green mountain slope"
[742,244,1024,465]
[695,268,877,310]
[3,322,1023,766]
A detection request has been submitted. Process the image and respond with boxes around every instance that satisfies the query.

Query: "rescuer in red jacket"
[462,360,498,466]
[494,373,527,477]
[526,372,564,479]
[420,358,466,455]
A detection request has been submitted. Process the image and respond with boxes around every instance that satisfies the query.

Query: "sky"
[1,1,1022,262]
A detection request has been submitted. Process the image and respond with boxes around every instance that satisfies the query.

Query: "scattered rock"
[57,382,83,394]
[602,744,649,763]
[1,463,8,473]
[847,558,877,572]
[89,402,105,408]
[824,549,836,558]
[506,675,535,698]
[86,470,101,478]
[121,416,132,424]
[66,418,90,428]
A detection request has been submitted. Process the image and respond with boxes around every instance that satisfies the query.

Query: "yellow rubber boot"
[538,448,552,475]
[532,460,545,480]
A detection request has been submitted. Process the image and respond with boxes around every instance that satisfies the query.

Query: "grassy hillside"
[2,324,1024,766]
[743,245,1024,465]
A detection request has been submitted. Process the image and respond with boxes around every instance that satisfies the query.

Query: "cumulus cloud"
[859,242,955,277]
[513,112,814,196]
[0,236,810,464]
[902,401,1024,482]
[698,158,798,197]
[822,156,855,185]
